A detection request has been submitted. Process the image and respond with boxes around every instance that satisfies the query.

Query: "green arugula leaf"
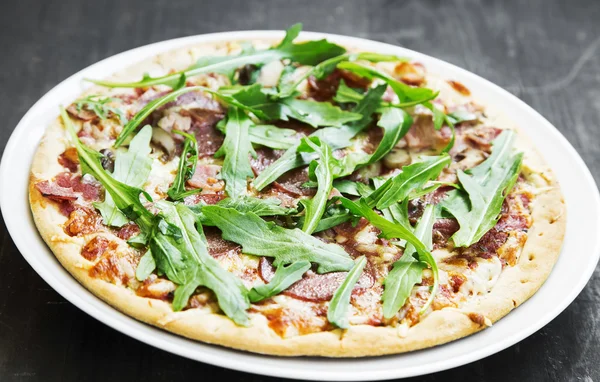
[381,204,435,319]
[249,124,297,149]
[338,198,438,313]
[338,62,437,105]
[295,202,354,233]
[88,23,346,88]
[277,52,403,98]
[73,95,127,123]
[298,137,335,234]
[215,108,255,199]
[327,256,367,329]
[114,86,203,147]
[63,107,251,324]
[167,130,202,201]
[382,259,426,319]
[334,79,438,110]
[252,85,386,190]
[366,155,451,210]
[280,98,362,128]
[248,261,311,302]
[152,202,250,324]
[441,130,523,247]
[136,250,156,281]
[61,107,156,233]
[94,125,153,227]
[201,206,354,273]
[189,196,296,225]
[333,106,412,177]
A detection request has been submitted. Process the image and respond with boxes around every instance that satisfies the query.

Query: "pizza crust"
[28,39,566,357]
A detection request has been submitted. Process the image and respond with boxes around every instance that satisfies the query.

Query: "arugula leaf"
[298,137,335,234]
[167,130,202,201]
[327,256,367,329]
[333,106,412,177]
[73,95,127,123]
[252,85,386,190]
[114,86,203,147]
[225,84,362,127]
[136,250,156,281]
[61,107,156,233]
[334,80,437,110]
[93,125,153,227]
[295,202,354,233]
[332,179,362,196]
[201,206,354,273]
[280,98,362,128]
[215,108,255,199]
[248,261,311,302]
[382,205,435,318]
[382,259,426,319]
[277,52,402,98]
[63,108,251,324]
[190,196,296,225]
[366,155,451,210]
[88,23,346,88]
[338,198,438,313]
[152,202,250,324]
[338,62,438,105]
[441,130,523,247]
[249,124,297,149]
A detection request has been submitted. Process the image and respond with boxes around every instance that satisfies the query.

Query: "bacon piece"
[183,193,226,206]
[81,236,111,261]
[308,69,371,102]
[404,116,452,150]
[187,164,224,192]
[204,227,242,258]
[273,167,315,197]
[58,147,79,172]
[250,147,284,176]
[35,181,78,201]
[115,223,140,241]
[464,126,502,152]
[258,257,375,302]
[447,80,471,96]
[64,207,102,236]
[163,91,223,111]
[448,273,467,293]
[66,104,97,121]
[184,109,226,157]
[432,218,460,249]
[55,172,101,201]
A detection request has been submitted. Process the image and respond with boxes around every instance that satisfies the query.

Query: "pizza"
[28,24,566,357]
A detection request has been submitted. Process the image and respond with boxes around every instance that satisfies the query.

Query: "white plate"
[1,30,599,381]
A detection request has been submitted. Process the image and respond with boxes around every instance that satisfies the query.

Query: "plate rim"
[1,29,599,381]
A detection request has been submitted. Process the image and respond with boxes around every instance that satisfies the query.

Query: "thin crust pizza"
[28,24,566,357]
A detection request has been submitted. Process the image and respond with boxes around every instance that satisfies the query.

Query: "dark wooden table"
[1,0,599,380]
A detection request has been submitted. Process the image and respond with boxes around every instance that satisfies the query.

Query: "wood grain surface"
[1,0,599,380]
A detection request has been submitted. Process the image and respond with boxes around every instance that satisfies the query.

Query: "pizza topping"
[58,147,79,172]
[35,180,79,202]
[258,257,374,302]
[136,274,176,300]
[64,207,103,236]
[81,236,111,261]
[89,243,138,286]
[49,24,532,334]
[393,62,426,86]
